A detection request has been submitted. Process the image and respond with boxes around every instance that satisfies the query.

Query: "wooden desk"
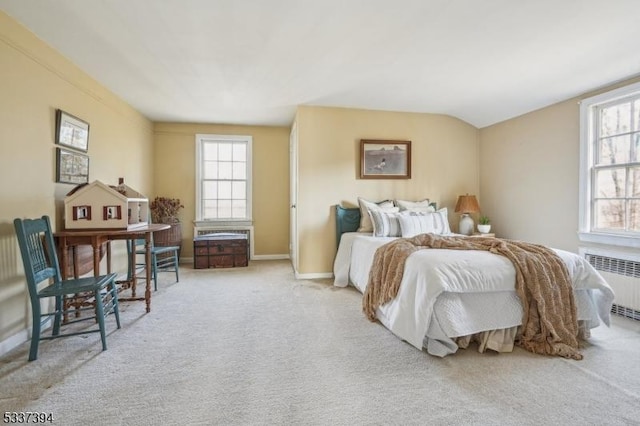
[55,224,170,313]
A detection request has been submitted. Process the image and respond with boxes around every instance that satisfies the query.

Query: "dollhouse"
[64,179,149,230]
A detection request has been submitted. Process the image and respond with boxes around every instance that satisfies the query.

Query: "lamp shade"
[455,194,480,235]
[455,194,480,214]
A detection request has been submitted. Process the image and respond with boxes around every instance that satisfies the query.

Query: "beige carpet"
[0,260,639,425]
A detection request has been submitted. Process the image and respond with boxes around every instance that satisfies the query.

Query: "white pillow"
[398,208,451,237]
[368,210,403,237]
[402,206,436,213]
[395,199,432,211]
[357,197,396,232]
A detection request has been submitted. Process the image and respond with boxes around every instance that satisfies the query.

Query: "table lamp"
[455,194,480,235]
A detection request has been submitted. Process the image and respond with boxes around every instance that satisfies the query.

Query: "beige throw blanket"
[363,234,583,360]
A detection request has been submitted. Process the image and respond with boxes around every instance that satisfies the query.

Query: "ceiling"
[2,0,640,128]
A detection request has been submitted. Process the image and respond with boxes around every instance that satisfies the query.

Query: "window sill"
[194,220,253,227]
[578,231,640,249]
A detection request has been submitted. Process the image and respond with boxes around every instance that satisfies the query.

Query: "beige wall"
[0,13,154,343]
[153,122,290,258]
[479,100,580,250]
[295,106,480,274]
[479,76,640,253]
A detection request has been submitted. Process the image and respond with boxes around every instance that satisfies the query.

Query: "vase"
[477,224,491,234]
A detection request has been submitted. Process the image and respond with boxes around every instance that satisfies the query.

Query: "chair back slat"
[26,232,51,275]
[14,216,62,293]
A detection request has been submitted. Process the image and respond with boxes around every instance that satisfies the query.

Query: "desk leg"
[92,236,101,278]
[71,245,81,319]
[59,237,69,280]
[129,238,137,298]
[144,234,152,313]
[58,237,70,323]
[106,241,112,274]
[72,246,79,278]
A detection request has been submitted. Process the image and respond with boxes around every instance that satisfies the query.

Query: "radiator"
[194,225,254,259]
[581,247,640,321]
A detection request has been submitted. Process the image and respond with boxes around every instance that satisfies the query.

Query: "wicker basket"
[153,222,182,259]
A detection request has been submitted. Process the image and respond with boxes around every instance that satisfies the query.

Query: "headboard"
[335,202,437,248]
[335,205,361,247]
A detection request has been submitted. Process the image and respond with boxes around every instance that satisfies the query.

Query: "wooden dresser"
[193,233,248,269]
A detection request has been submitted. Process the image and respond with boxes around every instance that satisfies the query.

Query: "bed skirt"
[454,321,592,355]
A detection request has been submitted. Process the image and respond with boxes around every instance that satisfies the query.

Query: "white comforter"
[333,233,615,357]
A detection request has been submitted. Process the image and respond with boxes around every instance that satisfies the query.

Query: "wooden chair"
[13,216,121,361]
[127,237,179,291]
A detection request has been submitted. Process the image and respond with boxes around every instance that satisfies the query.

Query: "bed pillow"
[401,206,435,213]
[368,210,403,237]
[398,208,451,237]
[395,199,432,212]
[357,197,397,232]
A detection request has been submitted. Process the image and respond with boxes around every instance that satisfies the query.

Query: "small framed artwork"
[56,109,89,152]
[360,139,411,179]
[56,148,89,184]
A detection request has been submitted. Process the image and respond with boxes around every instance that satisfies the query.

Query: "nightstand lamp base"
[458,213,474,236]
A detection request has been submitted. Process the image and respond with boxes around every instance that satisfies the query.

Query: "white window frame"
[195,134,253,225]
[578,81,640,248]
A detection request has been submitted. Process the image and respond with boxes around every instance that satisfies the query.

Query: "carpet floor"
[0,260,639,425]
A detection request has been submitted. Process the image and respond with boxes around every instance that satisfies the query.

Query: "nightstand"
[471,232,495,238]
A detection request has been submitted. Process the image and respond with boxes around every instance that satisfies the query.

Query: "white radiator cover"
[599,271,640,315]
[580,246,640,320]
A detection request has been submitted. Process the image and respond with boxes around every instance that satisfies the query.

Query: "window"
[195,134,252,223]
[579,81,640,248]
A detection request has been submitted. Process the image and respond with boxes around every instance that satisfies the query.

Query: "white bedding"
[333,232,615,357]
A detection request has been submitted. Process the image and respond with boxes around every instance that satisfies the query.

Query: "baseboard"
[294,271,333,279]
[0,317,53,358]
[251,254,290,260]
[0,328,29,358]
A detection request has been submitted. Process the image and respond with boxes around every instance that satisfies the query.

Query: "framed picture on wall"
[360,139,411,179]
[55,109,90,152]
[56,148,89,184]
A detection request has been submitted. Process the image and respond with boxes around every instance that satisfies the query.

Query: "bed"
[333,203,615,358]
